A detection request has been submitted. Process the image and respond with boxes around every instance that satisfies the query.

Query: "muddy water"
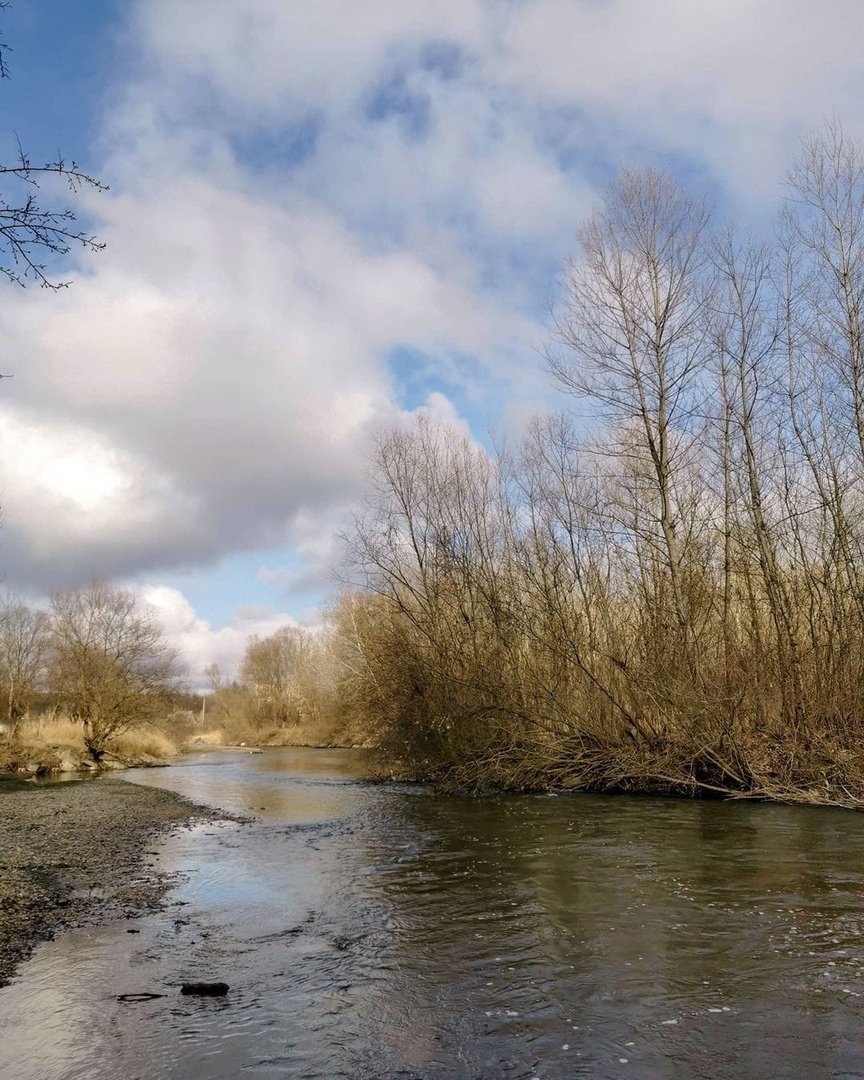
[1,749,864,1079]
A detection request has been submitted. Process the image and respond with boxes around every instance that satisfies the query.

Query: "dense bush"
[328,124,864,806]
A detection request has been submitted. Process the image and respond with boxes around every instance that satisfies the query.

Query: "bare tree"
[786,120,864,466]
[0,595,48,729]
[204,662,227,694]
[550,168,713,671]
[241,628,302,727]
[239,625,332,731]
[48,581,179,759]
[323,124,864,805]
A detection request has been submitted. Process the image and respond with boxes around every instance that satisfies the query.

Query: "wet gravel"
[0,774,224,986]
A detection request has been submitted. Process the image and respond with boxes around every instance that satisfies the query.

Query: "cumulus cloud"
[0,155,527,588]
[138,584,304,683]
[5,0,864,623]
[131,0,488,120]
[499,0,864,195]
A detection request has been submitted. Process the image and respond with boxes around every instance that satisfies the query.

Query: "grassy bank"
[0,715,179,775]
[189,724,361,751]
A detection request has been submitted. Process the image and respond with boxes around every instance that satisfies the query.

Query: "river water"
[1,748,864,1079]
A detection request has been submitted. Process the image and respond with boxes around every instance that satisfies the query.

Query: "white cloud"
[138,584,304,682]
[499,0,864,194]
[132,0,488,120]
[0,166,523,588]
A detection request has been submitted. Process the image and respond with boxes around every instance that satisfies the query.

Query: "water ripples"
[1,751,864,1078]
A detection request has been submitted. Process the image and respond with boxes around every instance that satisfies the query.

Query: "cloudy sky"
[1,0,861,677]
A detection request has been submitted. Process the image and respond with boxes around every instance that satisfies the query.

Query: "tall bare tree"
[327,124,864,804]
[550,168,713,671]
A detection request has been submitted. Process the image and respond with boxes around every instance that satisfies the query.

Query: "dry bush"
[329,134,864,807]
[189,728,226,746]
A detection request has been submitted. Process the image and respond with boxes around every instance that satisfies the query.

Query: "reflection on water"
[1,749,864,1079]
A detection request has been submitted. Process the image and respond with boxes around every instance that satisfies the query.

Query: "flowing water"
[1,748,864,1079]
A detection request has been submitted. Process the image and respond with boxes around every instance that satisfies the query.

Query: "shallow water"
[1,748,864,1079]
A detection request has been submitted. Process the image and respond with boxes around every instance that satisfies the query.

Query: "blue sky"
[1,0,862,676]
[1,2,118,156]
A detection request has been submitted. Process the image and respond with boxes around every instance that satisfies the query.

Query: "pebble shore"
[0,775,221,985]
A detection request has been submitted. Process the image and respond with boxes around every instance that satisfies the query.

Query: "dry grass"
[187,722,351,750]
[110,727,178,760]
[21,714,84,749]
[188,728,226,746]
[13,714,178,762]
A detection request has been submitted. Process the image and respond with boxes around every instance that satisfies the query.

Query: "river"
[0,747,863,1079]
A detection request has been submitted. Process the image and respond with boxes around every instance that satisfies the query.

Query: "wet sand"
[0,775,225,985]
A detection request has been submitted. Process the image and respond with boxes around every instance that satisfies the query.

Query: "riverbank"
[0,776,226,986]
[373,738,864,810]
[190,725,365,752]
[0,715,180,776]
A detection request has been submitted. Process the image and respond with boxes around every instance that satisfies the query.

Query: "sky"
[1,0,863,680]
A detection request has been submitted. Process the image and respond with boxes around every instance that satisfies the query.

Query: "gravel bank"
[0,775,224,986]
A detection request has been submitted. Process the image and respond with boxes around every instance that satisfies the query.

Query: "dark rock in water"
[126,928,141,934]
[180,981,229,996]
[117,992,165,1002]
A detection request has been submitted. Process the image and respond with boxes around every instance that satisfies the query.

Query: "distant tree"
[47,581,180,759]
[0,595,48,729]
[204,662,227,694]
[241,627,308,727]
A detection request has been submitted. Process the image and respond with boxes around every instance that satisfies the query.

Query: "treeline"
[201,625,355,747]
[0,581,354,764]
[324,122,864,804]
[0,581,179,759]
